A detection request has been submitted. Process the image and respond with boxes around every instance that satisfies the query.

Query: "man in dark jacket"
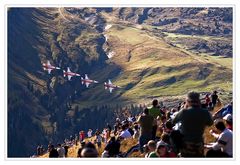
[137,108,154,153]
[104,136,121,157]
[211,90,219,108]
[172,91,213,157]
[49,145,59,158]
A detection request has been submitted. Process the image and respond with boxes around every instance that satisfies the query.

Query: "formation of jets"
[42,60,121,93]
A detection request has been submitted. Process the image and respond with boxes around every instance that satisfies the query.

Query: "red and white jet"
[63,67,80,81]
[81,74,99,88]
[42,60,60,74]
[104,79,121,93]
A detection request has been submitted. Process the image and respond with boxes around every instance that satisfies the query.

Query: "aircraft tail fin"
[81,77,84,84]
[104,82,108,89]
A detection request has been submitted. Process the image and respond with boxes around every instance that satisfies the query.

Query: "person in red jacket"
[205,94,211,107]
[79,131,85,142]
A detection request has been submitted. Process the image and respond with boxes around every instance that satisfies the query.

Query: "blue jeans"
[139,134,152,153]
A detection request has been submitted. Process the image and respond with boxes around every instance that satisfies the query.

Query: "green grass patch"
[107,25,150,45]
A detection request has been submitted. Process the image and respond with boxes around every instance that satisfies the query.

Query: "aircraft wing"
[47,69,52,74]
[68,75,72,81]
[104,83,108,90]
[85,82,90,88]
[108,79,112,84]
[109,87,113,93]
[81,77,84,84]
[85,74,89,80]
[47,60,50,65]
[67,67,71,72]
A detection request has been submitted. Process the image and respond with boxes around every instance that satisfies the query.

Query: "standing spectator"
[206,120,232,157]
[57,144,65,158]
[103,136,121,157]
[137,108,154,153]
[36,145,41,156]
[211,91,219,108]
[102,128,110,143]
[149,99,161,118]
[47,142,52,152]
[49,145,59,158]
[79,131,85,142]
[75,134,78,146]
[40,145,44,155]
[95,131,102,148]
[87,129,93,138]
[149,99,161,140]
[172,91,213,157]
[107,123,112,135]
[205,94,211,107]
[70,135,74,143]
[113,118,122,135]
[64,144,69,157]
[102,129,106,143]
[133,123,140,139]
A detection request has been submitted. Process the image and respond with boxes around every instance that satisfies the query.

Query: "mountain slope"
[7,7,232,157]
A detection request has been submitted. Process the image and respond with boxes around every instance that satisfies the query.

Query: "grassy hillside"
[79,23,232,104]
[8,7,232,157]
